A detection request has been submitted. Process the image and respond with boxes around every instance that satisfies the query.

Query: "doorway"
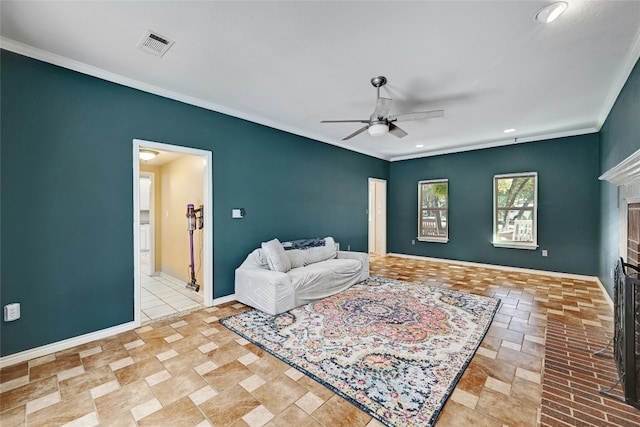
[139,173,155,276]
[133,139,213,326]
[368,178,387,256]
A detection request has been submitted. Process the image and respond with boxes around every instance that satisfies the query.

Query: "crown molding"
[0,37,388,161]
[389,127,598,162]
[596,25,640,129]
[1,35,631,164]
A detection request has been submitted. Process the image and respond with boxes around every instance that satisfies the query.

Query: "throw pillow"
[301,237,337,265]
[261,238,291,273]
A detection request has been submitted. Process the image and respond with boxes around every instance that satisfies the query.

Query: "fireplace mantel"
[600,147,640,186]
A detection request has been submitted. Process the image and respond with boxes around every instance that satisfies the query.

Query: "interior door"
[368,178,387,256]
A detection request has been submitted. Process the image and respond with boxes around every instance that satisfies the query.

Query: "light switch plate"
[232,208,244,218]
[4,303,20,322]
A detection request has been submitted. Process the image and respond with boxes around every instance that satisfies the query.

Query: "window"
[493,172,538,249]
[418,179,448,242]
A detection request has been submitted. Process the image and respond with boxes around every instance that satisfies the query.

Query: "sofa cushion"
[286,249,305,269]
[261,238,291,273]
[301,237,337,265]
[288,258,363,305]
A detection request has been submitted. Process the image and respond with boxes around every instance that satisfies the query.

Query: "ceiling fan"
[321,76,444,141]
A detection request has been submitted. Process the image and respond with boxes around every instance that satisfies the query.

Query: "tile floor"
[140,251,203,323]
[1,255,638,426]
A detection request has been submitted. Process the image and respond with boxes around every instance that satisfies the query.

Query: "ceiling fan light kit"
[321,76,444,141]
[368,122,388,137]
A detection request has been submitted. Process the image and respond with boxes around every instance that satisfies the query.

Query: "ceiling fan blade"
[388,109,444,122]
[321,119,369,123]
[342,125,369,140]
[388,123,408,138]
[371,97,393,120]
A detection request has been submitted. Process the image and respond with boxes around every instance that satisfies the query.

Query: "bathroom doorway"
[133,139,213,326]
[139,173,155,276]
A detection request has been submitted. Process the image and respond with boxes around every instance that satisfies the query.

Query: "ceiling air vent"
[137,30,174,58]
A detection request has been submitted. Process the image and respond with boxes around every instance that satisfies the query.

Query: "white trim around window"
[492,172,538,250]
[418,179,449,243]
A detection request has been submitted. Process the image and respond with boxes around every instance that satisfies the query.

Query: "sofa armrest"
[234,266,295,315]
[337,251,370,281]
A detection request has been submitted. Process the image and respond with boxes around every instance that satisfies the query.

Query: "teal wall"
[388,134,601,275]
[0,50,389,356]
[599,58,640,296]
[2,46,636,358]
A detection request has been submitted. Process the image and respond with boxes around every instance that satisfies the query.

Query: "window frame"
[417,179,449,243]
[492,172,538,250]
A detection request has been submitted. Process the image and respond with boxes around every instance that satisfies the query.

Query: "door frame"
[368,178,387,256]
[132,139,214,327]
[139,172,156,275]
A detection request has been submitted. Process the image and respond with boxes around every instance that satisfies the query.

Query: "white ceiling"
[2,1,639,161]
[140,149,185,167]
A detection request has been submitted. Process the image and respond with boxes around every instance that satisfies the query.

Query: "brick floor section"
[541,319,640,427]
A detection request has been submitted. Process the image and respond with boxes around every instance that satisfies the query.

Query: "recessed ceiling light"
[416,144,424,148]
[504,128,516,134]
[534,2,568,24]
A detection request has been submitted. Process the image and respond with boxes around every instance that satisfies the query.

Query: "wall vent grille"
[137,30,174,58]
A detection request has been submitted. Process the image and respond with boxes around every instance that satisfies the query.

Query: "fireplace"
[601,258,640,409]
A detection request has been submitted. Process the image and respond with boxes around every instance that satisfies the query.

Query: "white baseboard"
[158,271,186,286]
[213,294,237,305]
[0,293,239,368]
[3,253,608,368]
[386,252,599,282]
[595,278,614,308]
[387,252,617,306]
[0,321,136,369]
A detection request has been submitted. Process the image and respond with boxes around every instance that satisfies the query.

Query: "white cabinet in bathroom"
[140,224,150,251]
[140,177,151,210]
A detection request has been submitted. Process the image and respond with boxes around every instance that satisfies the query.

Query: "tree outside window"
[418,179,448,243]
[493,172,538,249]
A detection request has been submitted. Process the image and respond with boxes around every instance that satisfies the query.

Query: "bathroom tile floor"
[1,255,637,426]
[140,251,203,323]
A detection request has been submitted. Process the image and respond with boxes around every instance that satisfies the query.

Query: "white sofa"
[235,237,369,315]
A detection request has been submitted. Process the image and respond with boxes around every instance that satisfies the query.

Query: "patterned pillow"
[282,238,326,251]
[261,239,291,273]
[301,237,337,265]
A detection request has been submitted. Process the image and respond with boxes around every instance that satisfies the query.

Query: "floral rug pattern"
[220,277,500,426]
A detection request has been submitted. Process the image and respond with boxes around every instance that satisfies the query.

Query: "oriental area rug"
[220,277,500,427]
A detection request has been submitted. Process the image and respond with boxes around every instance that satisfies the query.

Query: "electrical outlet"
[411,240,416,245]
[4,303,20,322]
[347,245,351,251]
[542,249,548,257]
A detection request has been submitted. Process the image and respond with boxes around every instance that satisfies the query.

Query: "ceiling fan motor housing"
[320,75,443,140]
[371,76,387,88]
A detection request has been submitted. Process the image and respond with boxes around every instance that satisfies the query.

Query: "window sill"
[492,242,538,250]
[417,237,449,244]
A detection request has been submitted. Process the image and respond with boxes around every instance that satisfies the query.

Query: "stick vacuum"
[186,203,204,292]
